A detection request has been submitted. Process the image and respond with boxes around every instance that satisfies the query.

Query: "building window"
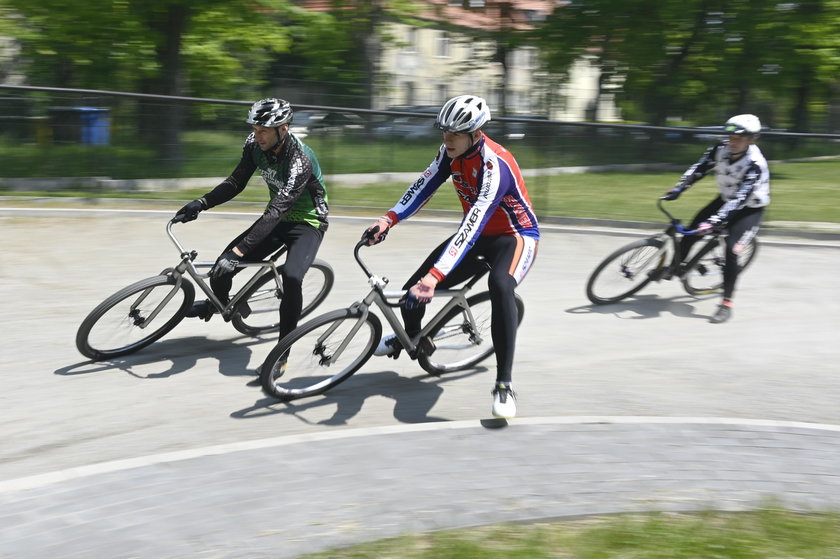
[436,31,451,58]
[404,82,416,106]
[516,46,538,70]
[404,27,417,53]
[437,84,449,104]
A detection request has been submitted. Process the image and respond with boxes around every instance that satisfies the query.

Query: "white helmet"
[724,114,761,137]
[434,95,491,133]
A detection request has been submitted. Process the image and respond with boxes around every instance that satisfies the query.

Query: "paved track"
[1,209,839,558]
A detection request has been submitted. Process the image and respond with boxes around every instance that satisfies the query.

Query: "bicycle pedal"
[648,268,665,282]
[417,335,436,357]
[237,301,252,319]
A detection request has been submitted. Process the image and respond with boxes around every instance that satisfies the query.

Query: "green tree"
[1,0,300,161]
[271,0,423,108]
[534,0,840,131]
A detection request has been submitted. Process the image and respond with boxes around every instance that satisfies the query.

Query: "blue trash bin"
[78,107,111,146]
[48,107,111,145]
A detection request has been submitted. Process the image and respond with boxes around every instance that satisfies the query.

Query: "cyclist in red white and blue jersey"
[365,94,539,419]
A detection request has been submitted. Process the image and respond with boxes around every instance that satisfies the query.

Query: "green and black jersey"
[201,132,329,255]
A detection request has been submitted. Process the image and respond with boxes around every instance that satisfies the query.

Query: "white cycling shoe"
[491,382,517,419]
[374,334,401,357]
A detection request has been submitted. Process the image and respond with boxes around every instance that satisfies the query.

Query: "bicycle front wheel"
[418,292,524,376]
[260,308,382,401]
[682,237,758,296]
[76,275,195,360]
[586,237,667,305]
[232,259,335,337]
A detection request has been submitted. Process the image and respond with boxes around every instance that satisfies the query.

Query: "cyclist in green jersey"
[175,98,329,343]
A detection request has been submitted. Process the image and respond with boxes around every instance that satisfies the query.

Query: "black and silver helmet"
[246,98,293,127]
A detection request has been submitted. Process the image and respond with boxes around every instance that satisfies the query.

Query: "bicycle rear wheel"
[586,237,667,305]
[232,259,334,337]
[682,237,758,296]
[76,275,195,360]
[418,292,524,376]
[260,308,382,401]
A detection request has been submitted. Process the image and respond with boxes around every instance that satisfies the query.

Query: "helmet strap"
[264,126,287,153]
[465,130,482,155]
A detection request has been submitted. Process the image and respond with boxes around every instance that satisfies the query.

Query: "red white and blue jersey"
[384,134,540,281]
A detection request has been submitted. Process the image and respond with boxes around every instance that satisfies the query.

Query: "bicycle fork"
[133,273,188,329]
[313,302,374,367]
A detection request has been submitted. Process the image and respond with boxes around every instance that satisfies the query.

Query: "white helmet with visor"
[723,114,761,137]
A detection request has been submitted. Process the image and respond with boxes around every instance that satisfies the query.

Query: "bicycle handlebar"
[166,217,192,257]
[353,237,376,280]
[657,198,704,236]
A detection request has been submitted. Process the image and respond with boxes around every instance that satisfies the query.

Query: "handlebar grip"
[676,224,700,235]
[360,226,377,242]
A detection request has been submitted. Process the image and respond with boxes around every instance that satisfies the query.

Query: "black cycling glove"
[176,198,207,222]
[209,250,240,278]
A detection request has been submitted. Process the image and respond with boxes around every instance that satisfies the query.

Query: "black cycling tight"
[210,221,324,340]
[680,198,764,300]
[401,234,536,384]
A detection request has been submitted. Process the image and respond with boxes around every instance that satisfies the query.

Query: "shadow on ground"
[232,367,487,425]
[566,294,715,320]
[55,335,267,379]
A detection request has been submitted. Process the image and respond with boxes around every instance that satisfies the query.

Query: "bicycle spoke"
[586,238,666,305]
[261,310,380,401]
[77,276,193,360]
[419,292,523,375]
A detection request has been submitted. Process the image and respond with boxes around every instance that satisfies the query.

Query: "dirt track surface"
[1,209,839,557]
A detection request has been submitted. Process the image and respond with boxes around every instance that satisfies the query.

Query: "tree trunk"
[137,4,190,168]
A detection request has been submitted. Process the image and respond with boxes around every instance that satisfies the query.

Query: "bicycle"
[259,230,525,401]
[585,198,758,305]
[76,216,334,361]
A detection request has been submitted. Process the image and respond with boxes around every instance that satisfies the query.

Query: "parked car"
[291,110,365,138]
[372,106,439,140]
[486,115,549,141]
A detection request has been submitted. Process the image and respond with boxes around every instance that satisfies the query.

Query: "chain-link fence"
[2,85,839,222]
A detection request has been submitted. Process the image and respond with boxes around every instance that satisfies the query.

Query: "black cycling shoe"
[709,304,732,324]
[648,267,674,282]
[185,300,215,321]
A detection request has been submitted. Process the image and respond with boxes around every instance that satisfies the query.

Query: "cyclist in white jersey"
[662,114,770,324]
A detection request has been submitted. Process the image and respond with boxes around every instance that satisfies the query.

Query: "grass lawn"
[299,509,840,558]
[5,158,837,226]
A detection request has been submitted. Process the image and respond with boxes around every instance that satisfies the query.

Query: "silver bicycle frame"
[162,220,285,321]
[314,283,478,366]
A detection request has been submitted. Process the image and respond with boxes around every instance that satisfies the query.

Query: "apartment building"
[301,1,618,120]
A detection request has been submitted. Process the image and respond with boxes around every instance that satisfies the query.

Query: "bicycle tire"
[418,291,525,376]
[586,237,667,305]
[682,237,758,296]
[76,275,195,360]
[260,308,382,401]
[232,259,335,337]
